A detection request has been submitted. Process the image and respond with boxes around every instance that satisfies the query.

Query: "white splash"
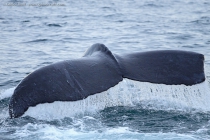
[24,78,210,120]
[0,87,15,100]
[12,123,199,140]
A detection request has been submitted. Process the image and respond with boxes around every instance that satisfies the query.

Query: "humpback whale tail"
[9,43,205,118]
[114,49,205,85]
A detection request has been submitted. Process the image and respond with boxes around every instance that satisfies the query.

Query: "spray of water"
[20,79,210,120]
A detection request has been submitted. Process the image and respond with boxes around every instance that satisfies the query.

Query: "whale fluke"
[114,50,205,85]
[9,43,205,118]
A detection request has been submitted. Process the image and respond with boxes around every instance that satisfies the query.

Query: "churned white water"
[11,124,198,140]
[0,87,15,100]
[22,78,210,120]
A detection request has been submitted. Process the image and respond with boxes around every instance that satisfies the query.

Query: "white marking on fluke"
[23,79,210,120]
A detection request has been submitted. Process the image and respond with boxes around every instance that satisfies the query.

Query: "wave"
[10,123,203,140]
[24,39,51,43]
[46,23,62,27]
[191,16,210,25]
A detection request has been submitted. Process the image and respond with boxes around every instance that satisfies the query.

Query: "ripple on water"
[191,16,210,25]
[46,23,62,27]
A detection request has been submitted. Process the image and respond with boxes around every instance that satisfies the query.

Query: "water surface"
[1,0,210,139]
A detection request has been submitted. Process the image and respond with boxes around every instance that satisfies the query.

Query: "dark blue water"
[1,0,210,139]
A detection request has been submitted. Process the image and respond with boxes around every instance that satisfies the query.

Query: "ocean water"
[1,0,210,139]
